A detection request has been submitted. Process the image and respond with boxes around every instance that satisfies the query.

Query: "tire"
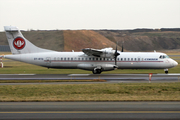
[92,69,102,74]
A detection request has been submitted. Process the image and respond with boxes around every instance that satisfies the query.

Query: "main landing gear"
[164,69,168,74]
[92,68,102,74]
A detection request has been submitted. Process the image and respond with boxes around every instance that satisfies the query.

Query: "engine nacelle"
[99,48,115,58]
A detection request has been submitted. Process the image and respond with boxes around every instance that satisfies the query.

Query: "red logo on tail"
[13,37,26,50]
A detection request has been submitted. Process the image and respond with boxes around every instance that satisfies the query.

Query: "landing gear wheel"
[96,69,102,74]
[92,69,102,74]
[164,69,168,74]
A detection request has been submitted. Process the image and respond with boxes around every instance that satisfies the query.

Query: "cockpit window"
[166,55,169,58]
[159,55,169,59]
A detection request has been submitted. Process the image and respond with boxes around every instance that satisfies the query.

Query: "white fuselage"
[5,51,178,71]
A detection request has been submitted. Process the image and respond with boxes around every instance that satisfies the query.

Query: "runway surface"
[0,74,180,85]
[0,102,180,120]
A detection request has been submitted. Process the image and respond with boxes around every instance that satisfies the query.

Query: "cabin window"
[124,58,126,61]
[96,58,98,61]
[61,58,63,60]
[78,58,80,60]
[134,58,136,61]
[82,58,84,61]
[89,58,91,60]
[71,58,73,60]
[121,58,123,61]
[128,58,130,61]
[138,58,140,61]
[131,58,133,61]
[54,57,56,60]
[64,58,66,60]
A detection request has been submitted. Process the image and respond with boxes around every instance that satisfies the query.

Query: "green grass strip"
[0,82,180,101]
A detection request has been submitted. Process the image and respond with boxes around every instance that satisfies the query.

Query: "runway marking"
[0,74,35,75]
[1,111,180,114]
[68,74,90,76]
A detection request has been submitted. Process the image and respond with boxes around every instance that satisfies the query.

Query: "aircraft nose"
[174,61,178,66]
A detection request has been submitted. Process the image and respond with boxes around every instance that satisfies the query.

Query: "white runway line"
[0,74,36,75]
[68,74,90,76]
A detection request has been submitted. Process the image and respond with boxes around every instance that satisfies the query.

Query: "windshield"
[159,55,169,59]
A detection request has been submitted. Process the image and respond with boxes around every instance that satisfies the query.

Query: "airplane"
[0,26,178,74]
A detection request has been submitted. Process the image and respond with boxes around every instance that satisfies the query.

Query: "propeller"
[114,45,120,65]
[121,41,124,52]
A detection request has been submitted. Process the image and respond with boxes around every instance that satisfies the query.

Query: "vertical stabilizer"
[4,26,55,54]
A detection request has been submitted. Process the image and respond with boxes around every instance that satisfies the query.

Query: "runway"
[0,74,180,84]
[0,102,180,120]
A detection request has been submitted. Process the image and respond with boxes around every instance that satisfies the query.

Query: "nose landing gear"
[164,69,168,74]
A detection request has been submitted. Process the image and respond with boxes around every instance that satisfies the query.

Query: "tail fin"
[4,26,55,54]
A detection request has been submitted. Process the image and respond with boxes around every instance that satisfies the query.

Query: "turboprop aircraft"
[1,26,178,74]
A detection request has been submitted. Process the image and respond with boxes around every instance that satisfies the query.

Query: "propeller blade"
[114,45,120,65]
[121,41,124,52]
[115,56,117,65]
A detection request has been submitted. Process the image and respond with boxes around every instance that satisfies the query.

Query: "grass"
[0,83,180,101]
[133,31,180,39]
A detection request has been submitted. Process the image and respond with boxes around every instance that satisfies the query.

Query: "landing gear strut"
[164,69,168,74]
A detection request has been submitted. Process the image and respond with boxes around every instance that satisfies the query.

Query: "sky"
[0,0,180,31]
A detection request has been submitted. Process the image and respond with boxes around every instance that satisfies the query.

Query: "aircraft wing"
[82,47,118,58]
[82,48,103,57]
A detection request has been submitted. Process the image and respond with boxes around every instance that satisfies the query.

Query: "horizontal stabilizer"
[4,26,18,32]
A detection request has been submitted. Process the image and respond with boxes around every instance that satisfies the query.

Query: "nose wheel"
[164,69,168,74]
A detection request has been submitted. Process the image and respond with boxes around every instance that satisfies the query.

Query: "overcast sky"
[0,0,180,31]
